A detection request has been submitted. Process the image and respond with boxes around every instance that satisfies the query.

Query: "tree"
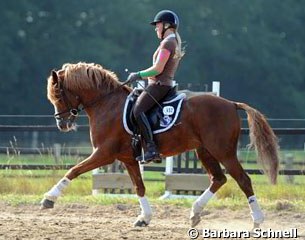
[0,0,304,118]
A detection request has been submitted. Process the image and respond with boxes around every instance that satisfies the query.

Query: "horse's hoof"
[252,222,260,230]
[40,198,54,209]
[133,220,149,227]
[190,213,201,228]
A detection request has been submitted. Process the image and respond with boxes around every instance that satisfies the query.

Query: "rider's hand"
[126,72,142,84]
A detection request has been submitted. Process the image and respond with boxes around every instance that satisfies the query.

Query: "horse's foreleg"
[125,162,152,227]
[40,176,71,208]
[190,147,227,227]
[41,148,114,209]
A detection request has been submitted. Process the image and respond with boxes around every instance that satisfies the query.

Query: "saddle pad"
[123,91,186,135]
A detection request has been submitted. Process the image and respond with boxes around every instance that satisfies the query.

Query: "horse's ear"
[51,70,58,85]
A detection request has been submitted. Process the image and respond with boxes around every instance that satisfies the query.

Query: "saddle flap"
[123,89,186,135]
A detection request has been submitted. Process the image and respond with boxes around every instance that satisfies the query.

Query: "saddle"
[123,87,186,158]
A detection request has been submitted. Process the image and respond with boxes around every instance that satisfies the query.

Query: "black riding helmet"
[150,10,179,29]
[150,10,179,39]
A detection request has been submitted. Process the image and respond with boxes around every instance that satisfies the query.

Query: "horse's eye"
[70,109,79,116]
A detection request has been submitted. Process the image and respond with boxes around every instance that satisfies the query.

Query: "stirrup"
[153,158,162,164]
[136,152,161,164]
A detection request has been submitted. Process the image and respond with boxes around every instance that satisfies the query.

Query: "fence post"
[53,143,61,164]
[160,156,174,199]
[284,153,294,183]
[31,131,38,148]
[212,81,220,96]
[136,80,146,178]
[92,168,100,175]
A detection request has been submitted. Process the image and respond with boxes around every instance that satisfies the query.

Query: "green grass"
[1,154,81,165]
[1,149,305,166]
[0,151,305,211]
[0,169,305,211]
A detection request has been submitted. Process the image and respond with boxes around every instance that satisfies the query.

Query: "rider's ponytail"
[174,31,185,59]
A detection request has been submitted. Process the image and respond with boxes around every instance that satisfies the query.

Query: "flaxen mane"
[63,62,121,91]
[47,62,122,103]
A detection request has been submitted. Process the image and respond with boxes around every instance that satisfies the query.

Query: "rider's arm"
[138,48,171,79]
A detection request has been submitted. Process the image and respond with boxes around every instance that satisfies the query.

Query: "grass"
[0,169,305,211]
[1,149,305,166]
[0,151,304,211]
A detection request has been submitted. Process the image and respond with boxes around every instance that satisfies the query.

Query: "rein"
[54,79,130,120]
[54,77,163,121]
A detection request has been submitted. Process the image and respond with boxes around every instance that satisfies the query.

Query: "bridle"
[53,78,82,123]
[53,76,128,123]
[52,74,160,124]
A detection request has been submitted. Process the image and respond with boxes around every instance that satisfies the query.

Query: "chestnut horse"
[42,62,279,229]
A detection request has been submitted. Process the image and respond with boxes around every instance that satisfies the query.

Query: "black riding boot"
[135,113,161,164]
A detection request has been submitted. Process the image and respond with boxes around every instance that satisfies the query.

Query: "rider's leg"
[133,84,171,163]
[135,112,161,163]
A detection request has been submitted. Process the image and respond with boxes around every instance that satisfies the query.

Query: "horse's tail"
[235,102,279,184]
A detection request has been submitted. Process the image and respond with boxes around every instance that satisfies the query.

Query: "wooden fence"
[1,124,305,196]
[0,125,305,176]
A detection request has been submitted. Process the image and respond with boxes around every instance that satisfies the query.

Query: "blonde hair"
[174,30,185,59]
[163,22,185,59]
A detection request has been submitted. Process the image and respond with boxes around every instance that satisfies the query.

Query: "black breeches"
[133,84,172,118]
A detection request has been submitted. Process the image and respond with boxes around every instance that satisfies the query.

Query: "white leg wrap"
[192,189,214,214]
[44,177,71,202]
[190,188,214,227]
[248,195,264,224]
[138,196,152,223]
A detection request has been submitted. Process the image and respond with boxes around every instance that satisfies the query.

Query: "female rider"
[127,10,184,164]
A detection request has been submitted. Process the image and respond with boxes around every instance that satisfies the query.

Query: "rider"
[127,10,184,164]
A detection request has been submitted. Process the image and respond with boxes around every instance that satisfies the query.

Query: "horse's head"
[47,70,81,132]
[47,62,129,132]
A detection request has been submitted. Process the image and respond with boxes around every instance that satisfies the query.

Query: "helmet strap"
[161,23,171,40]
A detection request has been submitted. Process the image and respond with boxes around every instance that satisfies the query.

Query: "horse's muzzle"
[57,119,77,132]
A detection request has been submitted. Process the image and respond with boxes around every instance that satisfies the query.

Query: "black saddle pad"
[123,89,186,135]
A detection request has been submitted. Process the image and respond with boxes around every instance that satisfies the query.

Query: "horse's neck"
[84,89,128,127]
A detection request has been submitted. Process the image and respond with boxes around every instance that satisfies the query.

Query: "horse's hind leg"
[190,147,227,227]
[125,162,152,227]
[220,155,264,228]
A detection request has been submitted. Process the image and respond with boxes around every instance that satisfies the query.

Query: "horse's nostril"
[57,122,64,130]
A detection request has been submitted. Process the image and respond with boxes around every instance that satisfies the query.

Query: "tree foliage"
[0,0,304,117]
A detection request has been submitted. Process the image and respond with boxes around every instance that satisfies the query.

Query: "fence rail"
[1,164,304,176]
[1,125,305,134]
[0,125,305,176]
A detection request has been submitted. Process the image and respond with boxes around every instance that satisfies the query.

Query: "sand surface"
[0,202,304,240]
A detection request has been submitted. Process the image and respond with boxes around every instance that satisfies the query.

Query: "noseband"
[54,79,81,122]
[53,76,128,122]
